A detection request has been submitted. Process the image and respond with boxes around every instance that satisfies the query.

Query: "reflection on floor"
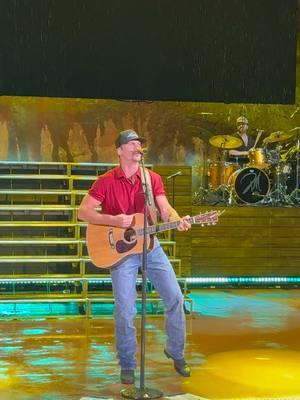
[1,289,300,400]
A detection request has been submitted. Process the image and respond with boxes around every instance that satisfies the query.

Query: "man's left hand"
[177,216,191,231]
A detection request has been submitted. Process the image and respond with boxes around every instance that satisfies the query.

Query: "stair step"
[0,174,69,180]
[0,189,71,195]
[0,205,74,210]
[0,239,79,244]
[0,222,77,226]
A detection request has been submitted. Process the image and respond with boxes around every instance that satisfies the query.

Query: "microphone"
[166,171,182,180]
[136,148,148,156]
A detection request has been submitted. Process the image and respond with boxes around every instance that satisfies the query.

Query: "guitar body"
[86,209,221,269]
[86,213,153,269]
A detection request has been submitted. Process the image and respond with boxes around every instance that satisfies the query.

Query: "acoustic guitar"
[86,210,221,269]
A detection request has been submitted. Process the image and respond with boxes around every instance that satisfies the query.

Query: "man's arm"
[78,194,134,228]
[155,195,191,231]
[229,149,249,157]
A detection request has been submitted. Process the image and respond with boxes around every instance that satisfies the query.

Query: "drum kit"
[204,128,300,206]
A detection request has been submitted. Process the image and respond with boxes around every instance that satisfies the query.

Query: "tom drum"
[247,148,269,169]
[207,162,238,191]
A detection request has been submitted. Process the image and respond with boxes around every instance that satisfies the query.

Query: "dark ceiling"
[0,0,298,104]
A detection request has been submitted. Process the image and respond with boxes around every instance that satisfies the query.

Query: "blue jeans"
[110,238,186,369]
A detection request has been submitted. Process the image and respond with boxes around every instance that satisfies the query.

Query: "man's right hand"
[114,214,134,228]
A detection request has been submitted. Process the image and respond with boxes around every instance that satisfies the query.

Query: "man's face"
[119,140,142,161]
[237,122,248,134]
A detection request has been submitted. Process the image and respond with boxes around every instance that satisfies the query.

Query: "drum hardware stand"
[205,152,228,205]
[227,185,238,206]
[262,164,292,206]
[288,135,300,205]
[261,145,293,206]
[193,185,214,205]
[213,148,232,205]
[212,183,230,205]
[192,187,205,205]
[226,157,241,206]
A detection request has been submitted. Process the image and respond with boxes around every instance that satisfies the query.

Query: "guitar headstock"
[193,210,224,226]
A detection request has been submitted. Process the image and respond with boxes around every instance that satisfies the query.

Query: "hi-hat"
[263,131,295,144]
[209,135,243,149]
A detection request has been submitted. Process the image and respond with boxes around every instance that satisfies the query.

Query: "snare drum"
[207,162,238,191]
[228,167,270,203]
[248,148,269,169]
[265,149,281,165]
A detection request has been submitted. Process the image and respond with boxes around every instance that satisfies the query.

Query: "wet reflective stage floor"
[1,289,300,400]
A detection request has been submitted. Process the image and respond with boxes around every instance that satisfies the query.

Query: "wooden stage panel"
[154,165,193,275]
[191,206,300,276]
[141,166,300,277]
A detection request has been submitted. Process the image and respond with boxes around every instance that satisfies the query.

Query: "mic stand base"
[121,387,163,399]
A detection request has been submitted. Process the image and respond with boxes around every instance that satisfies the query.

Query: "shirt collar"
[115,165,141,180]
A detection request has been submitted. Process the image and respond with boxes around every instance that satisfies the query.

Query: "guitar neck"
[136,216,194,237]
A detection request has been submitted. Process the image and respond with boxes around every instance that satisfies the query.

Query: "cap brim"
[116,136,147,148]
[127,137,146,144]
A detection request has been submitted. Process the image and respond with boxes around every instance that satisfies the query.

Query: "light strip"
[185,277,300,284]
[0,277,299,285]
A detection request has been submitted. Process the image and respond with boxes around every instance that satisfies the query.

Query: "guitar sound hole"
[124,228,137,243]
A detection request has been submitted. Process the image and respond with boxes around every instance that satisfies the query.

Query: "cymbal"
[289,126,300,132]
[263,131,295,144]
[282,143,300,159]
[209,135,243,149]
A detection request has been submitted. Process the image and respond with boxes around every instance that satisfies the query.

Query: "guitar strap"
[140,167,158,225]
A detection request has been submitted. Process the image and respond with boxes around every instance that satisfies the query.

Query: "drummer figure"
[228,116,255,167]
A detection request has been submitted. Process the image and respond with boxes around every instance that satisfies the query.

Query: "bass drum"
[228,167,270,204]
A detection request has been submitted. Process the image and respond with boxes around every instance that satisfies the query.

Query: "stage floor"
[1,289,300,400]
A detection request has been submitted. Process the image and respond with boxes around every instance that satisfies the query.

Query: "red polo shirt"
[88,166,165,215]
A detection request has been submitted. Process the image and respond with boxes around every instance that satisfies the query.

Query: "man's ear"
[117,147,122,156]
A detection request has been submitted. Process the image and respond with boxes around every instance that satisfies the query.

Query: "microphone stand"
[167,172,181,239]
[121,156,163,400]
[171,175,176,209]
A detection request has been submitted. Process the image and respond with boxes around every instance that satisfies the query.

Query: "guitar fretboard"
[135,217,195,237]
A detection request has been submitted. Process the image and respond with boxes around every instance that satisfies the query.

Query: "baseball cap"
[236,116,249,125]
[115,129,146,148]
